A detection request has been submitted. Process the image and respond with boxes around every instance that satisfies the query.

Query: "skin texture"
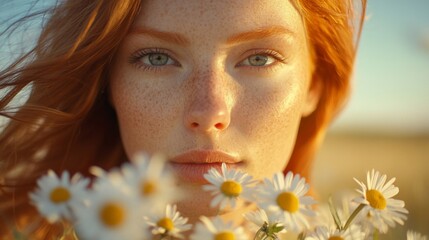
[109,0,319,223]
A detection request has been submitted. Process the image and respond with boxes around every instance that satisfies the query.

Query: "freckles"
[112,72,180,151]
[238,86,302,139]
[187,69,220,104]
[128,88,174,126]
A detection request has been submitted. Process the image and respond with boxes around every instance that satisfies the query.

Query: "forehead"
[135,0,306,42]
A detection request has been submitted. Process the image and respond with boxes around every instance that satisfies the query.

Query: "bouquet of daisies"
[27,153,425,240]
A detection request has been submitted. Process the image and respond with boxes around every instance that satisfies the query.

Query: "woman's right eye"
[129,49,178,69]
[142,53,174,66]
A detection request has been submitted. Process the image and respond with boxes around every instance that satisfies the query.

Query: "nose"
[185,70,231,133]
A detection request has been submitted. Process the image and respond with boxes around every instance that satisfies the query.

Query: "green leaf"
[272,225,284,233]
[328,196,343,230]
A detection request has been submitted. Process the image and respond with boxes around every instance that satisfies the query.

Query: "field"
[312,131,429,238]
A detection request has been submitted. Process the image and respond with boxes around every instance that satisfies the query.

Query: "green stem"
[343,203,365,230]
[254,228,262,240]
[256,227,270,240]
[373,229,379,240]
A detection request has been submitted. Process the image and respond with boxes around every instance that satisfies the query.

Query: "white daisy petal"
[407,230,428,240]
[203,184,220,192]
[375,174,387,190]
[381,177,396,192]
[300,196,317,205]
[220,198,229,210]
[383,187,399,199]
[221,163,228,176]
[291,174,301,189]
[211,194,224,208]
[278,172,287,189]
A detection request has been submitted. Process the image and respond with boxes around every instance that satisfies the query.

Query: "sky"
[331,0,429,134]
[1,0,428,135]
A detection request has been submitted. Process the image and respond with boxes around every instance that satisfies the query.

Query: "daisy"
[353,169,408,233]
[145,204,192,239]
[203,162,255,210]
[244,208,286,239]
[73,177,148,240]
[29,170,89,223]
[190,216,247,240]
[407,230,428,240]
[305,225,365,240]
[121,152,182,214]
[256,171,316,233]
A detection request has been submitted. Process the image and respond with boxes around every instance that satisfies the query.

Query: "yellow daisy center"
[366,189,387,210]
[49,187,71,203]
[214,231,235,240]
[99,202,126,228]
[276,192,299,213]
[329,237,344,240]
[157,217,174,231]
[141,180,156,196]
[220,180,242,197]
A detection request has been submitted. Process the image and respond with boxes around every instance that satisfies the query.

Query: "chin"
[174,182,217,223]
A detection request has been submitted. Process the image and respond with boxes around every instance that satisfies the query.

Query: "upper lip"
[170,150,240,164]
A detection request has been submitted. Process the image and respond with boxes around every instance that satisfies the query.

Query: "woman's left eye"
[241,54,274,66]
[237,50,286,68]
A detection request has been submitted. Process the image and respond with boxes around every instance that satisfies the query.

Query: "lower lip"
[168,162,244,183]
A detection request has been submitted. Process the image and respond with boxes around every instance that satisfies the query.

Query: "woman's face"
[110,0,318,218]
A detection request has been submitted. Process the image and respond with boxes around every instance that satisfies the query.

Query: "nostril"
[214,123,224,129]
[191,122,199,128]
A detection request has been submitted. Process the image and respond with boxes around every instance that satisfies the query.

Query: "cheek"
[236,80,307,176]
[238,81,305,141]
[109,71,181,155]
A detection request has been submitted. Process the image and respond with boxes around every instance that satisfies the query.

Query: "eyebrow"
[129,25,294,46]
[129,27,190,46]
[226,26,295,45]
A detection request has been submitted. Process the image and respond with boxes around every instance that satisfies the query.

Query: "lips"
[171,150,240,164]
[169,150,244,183]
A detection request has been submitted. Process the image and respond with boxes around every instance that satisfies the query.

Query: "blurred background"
[1,0,428,238]
[312,0,429,238]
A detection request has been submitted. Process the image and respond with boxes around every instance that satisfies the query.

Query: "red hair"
[0,1,141,237]
[285,0,366,178]
[0,0,366,238]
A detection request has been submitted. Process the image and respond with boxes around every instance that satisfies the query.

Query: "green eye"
[240,53,276,67]
[248,55,269,66]
[147,53,170,66]
[131,50,176,67]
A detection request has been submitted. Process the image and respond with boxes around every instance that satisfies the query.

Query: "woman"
[0,0,366,238]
